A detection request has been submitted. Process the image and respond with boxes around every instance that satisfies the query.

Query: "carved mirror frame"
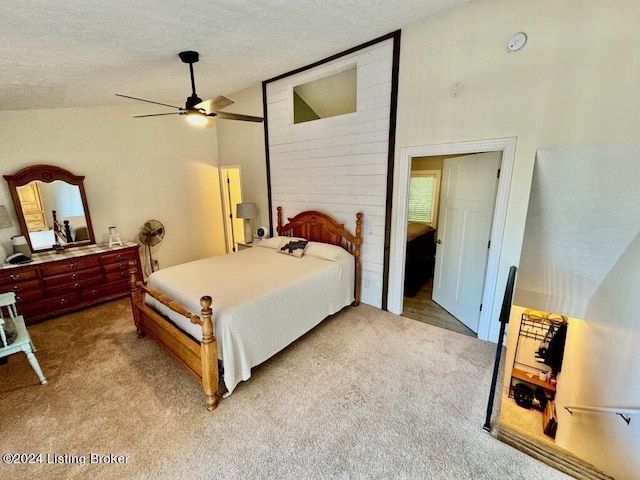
[4,164,96,253]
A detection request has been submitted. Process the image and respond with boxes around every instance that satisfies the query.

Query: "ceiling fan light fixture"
[185,110,208,126]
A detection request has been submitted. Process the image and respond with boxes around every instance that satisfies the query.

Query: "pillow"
[277,238,309,258]
[304,241,354,263]
[256,236,306,249]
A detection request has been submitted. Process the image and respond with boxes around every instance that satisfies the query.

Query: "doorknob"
[436,239,442,244]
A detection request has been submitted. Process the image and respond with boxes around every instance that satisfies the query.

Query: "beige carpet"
[0,299,570,479]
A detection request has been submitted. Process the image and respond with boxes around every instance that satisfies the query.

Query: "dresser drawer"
[7,279,44,303]
[105,268,133,282]
[80,280,130,301]
[101,249,139,265]
[0,268,39,284]
[45,277,103,297]
[40,256,100,276]
[22,292,81,317]
[42,267,102,289]
[103,260,135,274]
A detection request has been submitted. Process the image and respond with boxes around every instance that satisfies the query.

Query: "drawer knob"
[74,283,80,289]
[119,264,125,270]
[60,298,67,305]
[9,274,19,281]
[117,254,123,260]
[68,263,76,270]
[71,273,78,280]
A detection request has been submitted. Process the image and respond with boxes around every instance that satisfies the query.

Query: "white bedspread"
[145,240,355,395]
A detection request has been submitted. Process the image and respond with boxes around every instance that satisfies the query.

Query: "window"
[408,170,441,226]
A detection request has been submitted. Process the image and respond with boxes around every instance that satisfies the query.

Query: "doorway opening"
[388,138,516,342]
[220,166,245,253]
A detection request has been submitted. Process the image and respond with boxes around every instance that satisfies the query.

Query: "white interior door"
[432,152,501,332]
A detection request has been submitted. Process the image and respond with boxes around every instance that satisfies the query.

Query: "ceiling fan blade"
[214,111,264,123]
[194,96,235,114]
[116,94,181,110]
[133,112,181,118]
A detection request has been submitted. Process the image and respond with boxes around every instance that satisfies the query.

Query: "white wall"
[552,234,640,480]
[393,0,640,342]
[215,85,269,237]
[515,147,640,319]
[0,105,226,268]
[265,39,395,307]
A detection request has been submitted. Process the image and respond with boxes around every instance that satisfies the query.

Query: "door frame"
[387,137,517,342]
[220,165,244,253]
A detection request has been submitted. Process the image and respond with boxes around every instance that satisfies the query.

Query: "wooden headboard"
[276,206,363,306]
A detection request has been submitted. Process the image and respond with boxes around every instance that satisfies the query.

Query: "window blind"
[408,175,436,224]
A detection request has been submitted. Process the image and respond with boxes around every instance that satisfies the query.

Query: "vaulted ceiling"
[1,0,469,112]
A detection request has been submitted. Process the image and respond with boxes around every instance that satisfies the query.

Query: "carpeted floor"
[0,299,570,479]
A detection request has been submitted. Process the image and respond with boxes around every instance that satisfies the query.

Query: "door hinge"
[487,240,491,249]
[227,178,231,184]
[479,303,483,312]
[497,168,501,179]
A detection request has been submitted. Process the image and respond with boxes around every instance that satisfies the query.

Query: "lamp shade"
[236,203,257,219]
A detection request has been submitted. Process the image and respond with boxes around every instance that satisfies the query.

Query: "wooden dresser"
[0,242,142,325]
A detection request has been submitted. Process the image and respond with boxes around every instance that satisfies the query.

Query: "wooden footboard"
[129,263,219,411]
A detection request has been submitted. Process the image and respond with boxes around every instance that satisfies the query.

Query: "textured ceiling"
[0,0,468,112]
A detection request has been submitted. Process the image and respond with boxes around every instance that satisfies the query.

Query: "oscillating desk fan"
[139,219,165,274]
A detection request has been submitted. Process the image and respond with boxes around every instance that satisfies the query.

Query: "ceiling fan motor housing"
[186,94,203,110]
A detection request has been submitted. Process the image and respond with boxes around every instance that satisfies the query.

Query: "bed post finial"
[129,261,145,338]
[277,206,283,233]
[353,212,363,307]
[199,295,219,411]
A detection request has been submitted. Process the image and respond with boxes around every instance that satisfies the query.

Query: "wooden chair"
[0,292,47,384]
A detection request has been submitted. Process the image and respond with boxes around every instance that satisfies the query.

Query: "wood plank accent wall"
[264,33,398,307]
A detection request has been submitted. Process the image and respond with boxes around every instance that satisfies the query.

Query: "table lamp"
[236,203,257,244]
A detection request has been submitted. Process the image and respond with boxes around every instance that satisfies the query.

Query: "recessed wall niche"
[292,65,357,124]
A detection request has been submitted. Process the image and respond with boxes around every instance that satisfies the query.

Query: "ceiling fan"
[116,51,263,126]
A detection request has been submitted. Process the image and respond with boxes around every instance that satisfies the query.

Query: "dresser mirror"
[4,165,96,252]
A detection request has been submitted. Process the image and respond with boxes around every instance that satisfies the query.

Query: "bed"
[128,207,362,410]
[404,222,436,296]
